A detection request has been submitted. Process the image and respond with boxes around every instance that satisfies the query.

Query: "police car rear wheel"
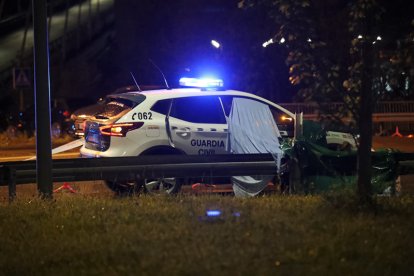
[142,177,182,194]
[105,178,182,195]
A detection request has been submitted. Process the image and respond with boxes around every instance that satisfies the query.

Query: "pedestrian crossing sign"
[13,67,31,89]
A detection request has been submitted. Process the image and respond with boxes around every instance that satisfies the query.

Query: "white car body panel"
[80,88,297,158]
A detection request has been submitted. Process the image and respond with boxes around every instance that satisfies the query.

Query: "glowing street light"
[262,38,274,48]
[211,40,221,49]
[262,37,287,47]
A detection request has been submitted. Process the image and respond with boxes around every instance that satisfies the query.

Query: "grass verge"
[0,194,413,275]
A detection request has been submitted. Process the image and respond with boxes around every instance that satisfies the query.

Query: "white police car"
[80,78,296,194]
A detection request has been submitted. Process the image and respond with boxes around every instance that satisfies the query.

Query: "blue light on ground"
[206,210,222,217]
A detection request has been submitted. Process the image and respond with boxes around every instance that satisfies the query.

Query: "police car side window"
[150,99,171,115]
[170,96,226,124]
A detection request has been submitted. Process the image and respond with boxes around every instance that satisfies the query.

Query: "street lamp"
[262,38,274,48]
[211,39,220,49]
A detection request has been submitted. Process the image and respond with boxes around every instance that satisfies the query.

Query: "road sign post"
[13,67,31,89]
[13,67,31,112]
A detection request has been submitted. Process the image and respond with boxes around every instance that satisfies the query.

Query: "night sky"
[102,0,414,102]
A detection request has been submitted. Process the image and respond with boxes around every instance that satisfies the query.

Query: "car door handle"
[175,127,191,138]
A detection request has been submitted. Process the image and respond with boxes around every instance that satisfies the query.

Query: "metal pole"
[19,89,24,111]
[32,0,53,199]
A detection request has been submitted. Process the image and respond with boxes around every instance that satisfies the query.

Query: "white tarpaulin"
[227,97,282,197]
[24,138,84,161]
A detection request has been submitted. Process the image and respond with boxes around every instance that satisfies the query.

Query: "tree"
[240,0,414,205]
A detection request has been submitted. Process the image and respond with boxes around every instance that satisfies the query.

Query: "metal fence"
[281,101,414,133]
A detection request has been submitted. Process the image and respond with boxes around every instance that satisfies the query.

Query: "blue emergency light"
[179,77,223,88]
[206,210,222,217]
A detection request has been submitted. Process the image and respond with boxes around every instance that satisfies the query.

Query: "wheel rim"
[145,178,177,194]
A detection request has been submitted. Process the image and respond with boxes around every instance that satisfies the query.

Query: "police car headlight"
[280,115,293,122]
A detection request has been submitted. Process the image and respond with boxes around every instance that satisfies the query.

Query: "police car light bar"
[179,77,223,88]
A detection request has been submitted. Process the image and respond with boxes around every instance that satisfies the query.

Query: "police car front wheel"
[105,180,139,196]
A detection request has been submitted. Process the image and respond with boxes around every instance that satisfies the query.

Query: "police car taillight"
[82,121,87,133]
[99,122,144,137]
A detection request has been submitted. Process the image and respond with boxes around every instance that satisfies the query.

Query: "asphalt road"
[1,136,412,163]
[0,135,413,163]
[0,146,80,162]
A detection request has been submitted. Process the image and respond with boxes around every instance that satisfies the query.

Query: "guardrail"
[0,154,277,200]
